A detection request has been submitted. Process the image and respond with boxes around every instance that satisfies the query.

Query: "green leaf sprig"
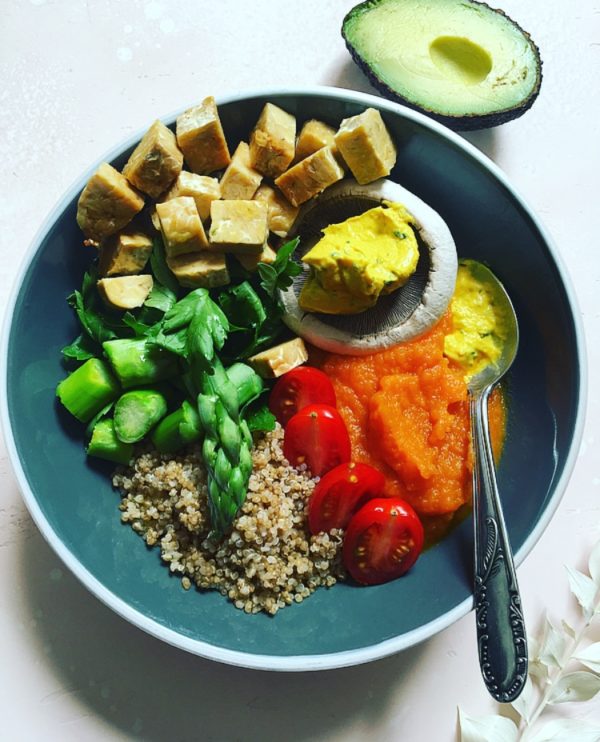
[257,237,302,299]
[216,237,301,359]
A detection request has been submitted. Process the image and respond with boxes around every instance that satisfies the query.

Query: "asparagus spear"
[113,389,168,443]
[197,357,263,535]
[56,358,120,423]
[178,289,265,534]
[87,418,133,464]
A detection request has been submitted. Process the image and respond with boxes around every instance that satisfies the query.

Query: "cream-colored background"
[1,1,599,739]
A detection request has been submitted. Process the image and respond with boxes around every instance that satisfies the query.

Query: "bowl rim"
[1,85,588,672]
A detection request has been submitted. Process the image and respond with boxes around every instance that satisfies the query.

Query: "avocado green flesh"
[343,0,541,122]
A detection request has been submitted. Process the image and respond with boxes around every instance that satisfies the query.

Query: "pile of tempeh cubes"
[76,96,397,310]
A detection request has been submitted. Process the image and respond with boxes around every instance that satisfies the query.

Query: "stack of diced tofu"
[75,95,398,308]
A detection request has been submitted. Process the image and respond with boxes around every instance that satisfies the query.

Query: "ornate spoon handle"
[470,388,528,702]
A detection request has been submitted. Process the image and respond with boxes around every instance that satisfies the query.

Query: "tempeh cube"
[176,96,231,174]
[334,108,397,185]
[248,338,308,379]
[98,230,153,277]
[236,243,277,272]
[77,162,145,241]
[220,142,263,200]
[122,120,183,198]
[167,251,230,288]
[155,196,208,257]
[209,200,268,254]
[97,275,153,310]
[253,184,299,237]
[249,103,296,178]
[163,171,221,222]
[294,119,336,162]
[274,147,344,207]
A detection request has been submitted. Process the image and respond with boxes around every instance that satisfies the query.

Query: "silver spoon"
[466,260,527,702]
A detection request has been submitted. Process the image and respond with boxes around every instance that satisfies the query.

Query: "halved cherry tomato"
[269,366,336,426]
[283,404,351,477]
[308,462,385,534]
[343,498,424,585]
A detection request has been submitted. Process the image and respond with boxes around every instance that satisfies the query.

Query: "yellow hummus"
[298,202,419,314]
[444,260,509,379]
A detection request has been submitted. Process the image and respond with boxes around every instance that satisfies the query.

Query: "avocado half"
[342,0,542,130]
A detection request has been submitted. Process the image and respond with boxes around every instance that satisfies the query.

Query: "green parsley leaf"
[245,403,276,433]
[258,237,301,299]
[150,235,180,295]
[218,281,266,331]
[61,333,97,361]
[144,282,177,313]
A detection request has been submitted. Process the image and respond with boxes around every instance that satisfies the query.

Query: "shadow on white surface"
[460,129,500,162]
[18,525,428,741]
[328,58,380,97]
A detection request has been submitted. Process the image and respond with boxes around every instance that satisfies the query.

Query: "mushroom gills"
[279,179,457,355]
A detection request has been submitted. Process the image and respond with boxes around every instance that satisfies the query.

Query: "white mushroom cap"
[279,178,457,355]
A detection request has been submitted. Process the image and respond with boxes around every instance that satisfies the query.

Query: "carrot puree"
[312,311,505,540]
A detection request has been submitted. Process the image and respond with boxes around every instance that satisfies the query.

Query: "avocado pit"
[429,36,493,86]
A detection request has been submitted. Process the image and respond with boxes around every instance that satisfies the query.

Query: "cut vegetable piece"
[113,389,168,443]
[122,119,183,198]
[76,162,145,241]
[248,337,308,378]
[56,358,120,423]
[225,362,265,405]
[342,0,542,130]
[151,400,202,453]
[175,96,231,174]
[163,171,221,221]
[220,142,263,200]
[308,462,385,533]
[156,196,208,257]
[97,275,153,310]
[283,403,351,477]
[343,497,424,584]
[87,418,134,465]
[209,200,268,254]
[103,338,179,388]
[275,147,344,207]
[334,108,396,185]
[269,366,336,426]
[235,243,277,273]
[253,184,299,237]
[249,103,296,178]
[167,251,230,288]
[98,230,153,277]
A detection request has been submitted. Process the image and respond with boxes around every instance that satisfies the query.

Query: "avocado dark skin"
[342,0,543,131]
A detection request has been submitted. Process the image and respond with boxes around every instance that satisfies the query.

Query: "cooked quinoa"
[113,424,345,615]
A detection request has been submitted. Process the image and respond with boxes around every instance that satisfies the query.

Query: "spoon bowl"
[465,260,527,702]
[467,260,520,394]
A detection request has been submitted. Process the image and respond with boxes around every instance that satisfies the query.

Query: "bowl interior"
[5,91,582,667]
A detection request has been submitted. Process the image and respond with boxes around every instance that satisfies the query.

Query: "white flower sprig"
[458,540,600,741]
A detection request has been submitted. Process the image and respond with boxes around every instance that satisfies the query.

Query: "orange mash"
[312,311,505,539]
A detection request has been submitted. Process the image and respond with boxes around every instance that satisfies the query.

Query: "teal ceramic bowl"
[2,88,586,670]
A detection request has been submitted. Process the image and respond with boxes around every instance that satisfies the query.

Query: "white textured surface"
[1,1,599,739]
